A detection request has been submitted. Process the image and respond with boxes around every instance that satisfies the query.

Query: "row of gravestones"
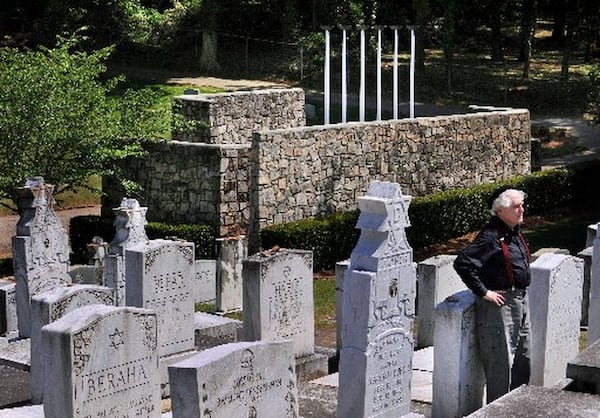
[0,177,326,417]
[3,176,600,417]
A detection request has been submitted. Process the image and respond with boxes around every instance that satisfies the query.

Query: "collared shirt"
[454,216,531,297]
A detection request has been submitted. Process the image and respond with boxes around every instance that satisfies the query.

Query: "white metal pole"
[376,26,382,121]
[393,26,399,119]
[342,28,347,124]
[408,25,416,119]
[324,28,331,125]
[360,27,366,122]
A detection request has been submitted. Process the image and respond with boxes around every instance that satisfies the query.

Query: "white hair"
[490,189,526,216]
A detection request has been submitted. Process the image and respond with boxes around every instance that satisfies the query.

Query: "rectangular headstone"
[530,253,583,386]
[577,246,592,326]
[41,304,161,418]
[30,285,115,404]
[216,236,247,312]
[0,279,17,336]
[195,259,217,304]
[242,249,314,357]
[337,181,417,418]
[168,340,299,418]
[416,254,465,348]
[432,290,484,417]
[589,223,600,346]
[11,178,71,338]
[566,337,600,393]
[335,259,350,356]
[126,239,196,358]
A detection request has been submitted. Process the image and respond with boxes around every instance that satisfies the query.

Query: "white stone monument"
[11,177,71,338]
[416,254,465,348]
[432,290,484,417]
[104,198,149,306]
[30,284,115,404]
[589,223,600,346]
[41,304,161,417]
[530,253,583,386]
[168,340,299,418]
[216,236,247,312]
[337,181,420,418]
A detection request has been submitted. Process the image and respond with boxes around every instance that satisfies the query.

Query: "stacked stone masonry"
[103,89,530,242]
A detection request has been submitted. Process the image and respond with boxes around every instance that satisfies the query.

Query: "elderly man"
[454,188,531,403]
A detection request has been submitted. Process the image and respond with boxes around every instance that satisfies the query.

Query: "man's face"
[497,195,525,229]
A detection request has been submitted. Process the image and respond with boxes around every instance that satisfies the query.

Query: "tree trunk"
[552,0,567,43]
[520,0,537,79]
[490,2,504,62]
[200,31,220,73]
[561,1,580,80]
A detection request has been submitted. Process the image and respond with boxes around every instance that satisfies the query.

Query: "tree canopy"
[0,35,168,206]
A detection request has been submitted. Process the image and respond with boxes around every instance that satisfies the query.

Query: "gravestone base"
[466,385,600,417]
[295,351,329,383]
[0,337,30,371]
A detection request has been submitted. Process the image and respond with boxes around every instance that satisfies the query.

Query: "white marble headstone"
[168,340,299,418]
[242,249,314,357]
[41,304,160,418]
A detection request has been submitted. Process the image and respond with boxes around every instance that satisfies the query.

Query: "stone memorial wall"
[102,89,530,241]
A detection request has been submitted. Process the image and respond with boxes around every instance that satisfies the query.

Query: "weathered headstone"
[335,259,350,356]
[530,253,583,386]
[104,198,149,306]
[216,236,247,312]
[11,177,71,338]
[589,223,600,346]
[41,304,161,418]
[432,290,484,418]
[242,248,314,358]
[586,223,598,248]
[30,285,115,404]
[416,254,465,348]
[126,239,196,358]
[566,337,600,394]
[0,278,17,337]
[194,259,217,304]
[577,246,592,326]
[168,340,299,418]
[337,181,419,418]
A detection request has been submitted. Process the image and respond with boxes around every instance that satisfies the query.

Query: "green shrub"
[69,216,218,263]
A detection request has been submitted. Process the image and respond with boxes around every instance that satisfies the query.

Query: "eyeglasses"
[511,202,525,209]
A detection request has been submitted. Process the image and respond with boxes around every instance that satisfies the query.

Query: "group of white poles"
[323,26,417,125]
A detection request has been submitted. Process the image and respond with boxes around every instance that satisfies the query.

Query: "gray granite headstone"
[126,239,196,358]
[168,340,299,418]
[195,259,217,304]
[566,337,600,393]
[337,181,418,418]
[335,259,350,357]
[242,248,314,358]
[589,223,600,346]
[577,246,592,326]
[530,253,583,387]
[416,254,465,348]
[41,304,161,418]
[432,290,484,417]
[586,223,598,248]
[11,177,71,338]
[104,198,149,306]
[0,279,17,336]
[30,285,115,404]
[216,236,247,312]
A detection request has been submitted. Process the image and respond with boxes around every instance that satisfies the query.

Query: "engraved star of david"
[109,328,125,349]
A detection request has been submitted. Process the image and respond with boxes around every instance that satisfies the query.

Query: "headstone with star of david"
[30,284,115,404]
[41,304,161,417]
[337,181,420,418]
[11,177,72,338]
[104,198,149,306]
